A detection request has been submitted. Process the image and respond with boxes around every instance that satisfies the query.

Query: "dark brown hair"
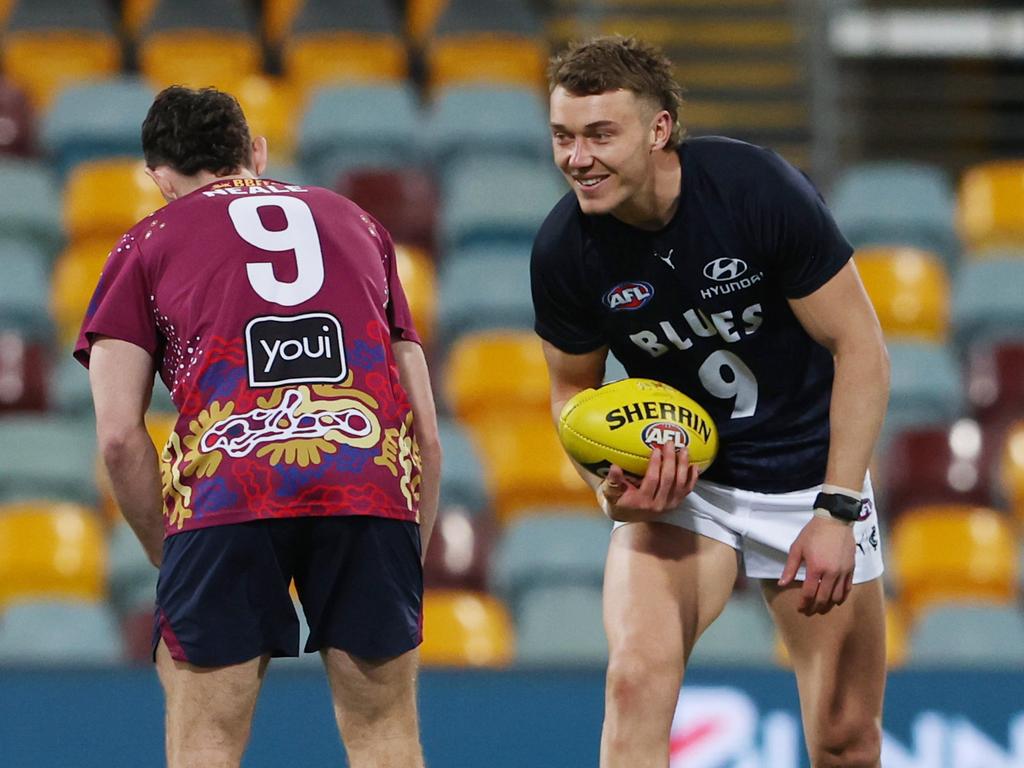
[548,35,684,147]
[142,86,253,176]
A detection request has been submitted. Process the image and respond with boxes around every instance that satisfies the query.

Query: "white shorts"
[614,476,885,584]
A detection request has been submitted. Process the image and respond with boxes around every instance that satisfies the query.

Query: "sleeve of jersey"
[530,218,604,354]
[73,236,159,368]
[748,151,854,299]
[380,226,421,345]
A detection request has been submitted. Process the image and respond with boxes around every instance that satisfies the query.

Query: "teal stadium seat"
[831,162,960,268]
[0,599,123,665]
[0,416,98,506]
[908,603,1024,668]
[515,583,606,666]
[687,594,777,667]
[490,514,610,617]
[434,0,542,37]
[0,160,62,257]
[298,84,423,187]
[951,258,1024,353]
[884,342,963,442]
[106,522,158,616]
[440,157,564,251]
[53,354,177,417]
[426,86,550,170]
[41,78,155,177]
[0,238,52,341]
[437,418,490,513]
[291,0,401,36]
[436,249,534,347]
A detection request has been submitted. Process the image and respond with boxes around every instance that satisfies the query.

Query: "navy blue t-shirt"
[531,137,853,493]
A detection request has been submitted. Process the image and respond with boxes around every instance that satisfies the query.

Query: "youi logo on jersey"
[245,312,347,387]
[604,281,654,311]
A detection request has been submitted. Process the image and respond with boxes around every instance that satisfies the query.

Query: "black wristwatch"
[813,492,864,522]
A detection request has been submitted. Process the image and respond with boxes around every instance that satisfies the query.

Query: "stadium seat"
[881,342,964,444]
[297,84,422,187]
[0,598,124,665]
[0,77,36,158]
[881,421,995,523]
[120,604,155,664]
[121,0,158,35]
[0,416,98,505]
[0,331,48,413]
[688,594,777,668]
[1,0,121,110]
[425,86,550,169]
[908,603,1024,668]
[423,505,496,592]
[965,341,1024,428]
[51,353,93,416]
[0,159,63,257]
[427,34,547,91]
[394,245,437,347]
[407,0,449,45]
[231,75,299,162]
[63,159,166,243]
[335,168,439,256]
[831,162,960,268]
[435,250,535,349]
[0,502,106,608]
[490,514,610,617]
[889,504,1018,617]
[515,583,606,666]
[0,238,53,340]
[440,158,564,251]
[263,0,304,47]
[41,78,154,177]
[951,258,1024,353]
[854,246,950,343]
[468,414,595,523]
[999,421,1024,520]
[444,330,549,426]
[138,0,261,90]
[958,160,1024,252]
[420,589,515,667]
[437,418,490,512]
[51,238,109,347]
[106,521,158,616]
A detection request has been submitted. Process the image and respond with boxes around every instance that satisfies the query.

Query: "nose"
[568,137,591,169]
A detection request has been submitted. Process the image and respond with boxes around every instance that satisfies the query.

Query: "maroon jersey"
[75,178,423,536]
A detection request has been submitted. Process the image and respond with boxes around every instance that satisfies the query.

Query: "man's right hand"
[597,442,699,522]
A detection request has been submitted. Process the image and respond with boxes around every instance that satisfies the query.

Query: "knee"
[605,647,681,717]
[811,718,881,768]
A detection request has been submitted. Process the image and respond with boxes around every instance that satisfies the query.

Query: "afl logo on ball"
[703,258,748,282]
[604,281,654,311]
[641,421,690,449]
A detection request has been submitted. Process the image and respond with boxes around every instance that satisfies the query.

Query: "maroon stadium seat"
[422,505,495,592]
[966,341,1024,429]
[121,605,155,664]
[0,331,47,412]
[0,78,35,157]
[335,168,439,256]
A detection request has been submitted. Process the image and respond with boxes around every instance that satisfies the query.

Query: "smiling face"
[550,86,671,220]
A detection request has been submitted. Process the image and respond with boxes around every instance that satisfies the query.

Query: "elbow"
[98,425,143,470]
[418,434,443,466]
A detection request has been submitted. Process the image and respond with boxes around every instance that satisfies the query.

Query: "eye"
[552,131,572,145]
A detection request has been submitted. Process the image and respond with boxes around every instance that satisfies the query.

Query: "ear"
[650,110,674,152]
[144,166,179,201]
[251,135,268,176]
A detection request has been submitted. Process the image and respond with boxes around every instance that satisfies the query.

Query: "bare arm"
[89,338,163,567]
[393,339,441,561]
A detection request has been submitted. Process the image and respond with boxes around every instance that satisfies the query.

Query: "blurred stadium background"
[0,0,1022,766]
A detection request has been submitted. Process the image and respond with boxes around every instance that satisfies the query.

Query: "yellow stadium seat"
[121,0,158,35]
[469,414,595,524]
[0,502,107,608]
[958,160,1024,251]
[395,245,437,347]
[407,0,449,46]
[426,34,547,91]
[263,0,306,46]
[999,421,1024,522]
[855,246,950,343]
[2,31,121,110]
[890,504,1018,618]
[231,74,299,161]
[444,330,549,425]
[64,159,166,243]
[139,31,262,90]
[283,33,408,99]
[420,589,515,667]
[51,239,111,347]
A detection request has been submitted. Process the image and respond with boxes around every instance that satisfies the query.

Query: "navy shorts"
[153,516,423,668]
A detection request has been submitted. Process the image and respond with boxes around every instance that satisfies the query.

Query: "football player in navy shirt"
[532,37,890,768]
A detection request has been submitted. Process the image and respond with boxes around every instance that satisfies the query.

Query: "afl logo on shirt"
[245,312,347,387]
[703,258,748,282]
[604,281,654,311]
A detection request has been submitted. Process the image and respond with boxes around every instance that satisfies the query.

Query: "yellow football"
[557,378,718,478]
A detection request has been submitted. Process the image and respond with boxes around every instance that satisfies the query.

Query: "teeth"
[578,177,603,187]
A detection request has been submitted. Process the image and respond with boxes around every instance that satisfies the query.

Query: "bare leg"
[156,640,268,768]
[601,522,739,768]
[763,578,886,768]
[322,646,424,768]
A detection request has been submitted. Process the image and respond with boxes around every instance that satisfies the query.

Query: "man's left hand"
[778,516,856,615]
